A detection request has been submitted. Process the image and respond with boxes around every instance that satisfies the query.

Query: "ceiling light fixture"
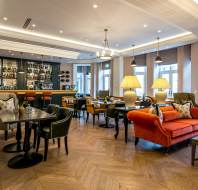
[32,24,36,28]
[93,4,98,8]
[157,30,162,33]
[131,44,136,67]
[59,30,63,34]
[96,29,113,60]
[193,0,198,4]
[155,37,163,63]
[3,17,8,21]
[143,24,148,28]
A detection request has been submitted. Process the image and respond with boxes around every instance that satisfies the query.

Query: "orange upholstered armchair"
[86,104,106,125]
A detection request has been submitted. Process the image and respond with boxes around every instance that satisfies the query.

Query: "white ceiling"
[0,0,197,61]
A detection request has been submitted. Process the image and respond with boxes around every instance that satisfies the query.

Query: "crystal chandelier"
[96,29,113,60]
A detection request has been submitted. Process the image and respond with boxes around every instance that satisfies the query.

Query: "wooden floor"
[0,116,197,190]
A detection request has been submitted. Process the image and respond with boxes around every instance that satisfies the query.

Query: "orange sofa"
[127,106,198,148]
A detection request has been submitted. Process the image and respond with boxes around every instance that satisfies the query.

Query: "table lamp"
[120,75,141,107]
[152,77,170,104]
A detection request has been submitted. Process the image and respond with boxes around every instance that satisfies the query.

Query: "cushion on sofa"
[174,119,198,131]
[162,121,193,138]
[172,102,192,119]
[163,110,180,122]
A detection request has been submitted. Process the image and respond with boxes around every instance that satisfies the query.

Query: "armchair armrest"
[127,111,160,128]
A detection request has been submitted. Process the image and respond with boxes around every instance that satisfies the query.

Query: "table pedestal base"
[8,152,43,169]
[3,143,23,153]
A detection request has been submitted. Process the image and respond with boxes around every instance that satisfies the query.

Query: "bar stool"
[25,91,36,107]
[42,91,52,109]
[192,136,198,166]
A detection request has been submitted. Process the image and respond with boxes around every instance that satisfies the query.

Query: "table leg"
[8,122,43,169]
[124,114,128,143]
[114,115,119,139]
[3,123,23,153]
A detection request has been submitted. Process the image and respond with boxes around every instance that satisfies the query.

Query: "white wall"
[191,42,198,101]
[112,56,124,96]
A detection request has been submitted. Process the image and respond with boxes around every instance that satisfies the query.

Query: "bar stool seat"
[42,91,52,109]
[25,91,36,106]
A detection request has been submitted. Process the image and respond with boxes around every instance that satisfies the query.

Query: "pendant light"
[40,55,45,75]
[155,37,163,63]
[131,44,136,67]
[96,29,113,60]
[18,52,25,73]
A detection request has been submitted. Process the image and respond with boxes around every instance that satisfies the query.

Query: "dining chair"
[31,104,59,148]
[36,107,73,161]
[86,103,106,125]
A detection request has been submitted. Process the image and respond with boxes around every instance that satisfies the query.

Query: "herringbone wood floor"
[0,117,197,190]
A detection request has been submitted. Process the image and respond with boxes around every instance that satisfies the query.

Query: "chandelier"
[96,29,113,60]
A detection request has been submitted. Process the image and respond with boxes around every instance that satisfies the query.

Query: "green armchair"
[173,93,198,107]
[36,107,73,161]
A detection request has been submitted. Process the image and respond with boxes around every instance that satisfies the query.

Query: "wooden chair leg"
[58,138,60,148]
[4,130,8,141]
[86,112,89,123]
[64,136,68,155]
[98,114,99,120]
[93,114,95,125]
[36,134,40,153]
[135,137,139,146]
[44,138,49,161]
[53,139,55,144]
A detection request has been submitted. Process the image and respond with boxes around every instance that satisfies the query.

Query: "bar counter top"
[0,90,77,95]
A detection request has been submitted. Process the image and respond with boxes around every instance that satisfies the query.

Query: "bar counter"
[0,90,77,106]
[0,90,77,95]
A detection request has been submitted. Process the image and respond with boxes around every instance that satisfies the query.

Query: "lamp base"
[123,90,137,107]
[155,91,167,104]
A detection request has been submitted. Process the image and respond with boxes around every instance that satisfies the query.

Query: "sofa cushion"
[162,121,192,138]
[163,110,180,122]
[148,104,163,124]
[172,102,192,119]
[175,119,198,131]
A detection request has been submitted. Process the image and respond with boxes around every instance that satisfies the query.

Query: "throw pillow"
[172,102,192,119]
[190,108,198,119]
[148,104,163,124]
[0,98,15,113]
[163,110,180,122]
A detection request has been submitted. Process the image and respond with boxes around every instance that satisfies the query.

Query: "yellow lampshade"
[152,77,170,89]
[120,75,141,89]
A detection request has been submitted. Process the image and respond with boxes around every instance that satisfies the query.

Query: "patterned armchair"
[173,93,198,107]
[0,93,18,140]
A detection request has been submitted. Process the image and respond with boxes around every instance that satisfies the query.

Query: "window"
[98,62,111,91]
[134,66,147,97]
[75,65,91,95]
[156,64,178,97]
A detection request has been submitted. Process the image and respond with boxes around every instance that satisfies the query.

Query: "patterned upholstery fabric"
[0,93,19,131]
[0,98,15,112]
[173,93,198,107]
[172,102,192,119]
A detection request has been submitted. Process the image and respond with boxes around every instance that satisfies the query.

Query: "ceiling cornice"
[0,38,80,59]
